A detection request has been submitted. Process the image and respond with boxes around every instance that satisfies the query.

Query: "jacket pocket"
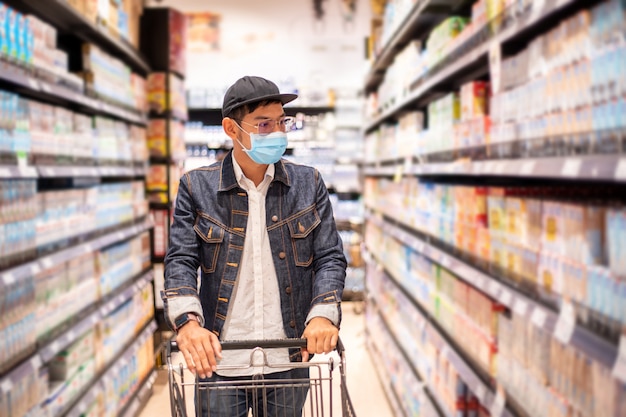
[287,208,321,267]
[194,216,224,273]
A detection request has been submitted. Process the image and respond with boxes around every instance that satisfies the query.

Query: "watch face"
[175,314,190,329]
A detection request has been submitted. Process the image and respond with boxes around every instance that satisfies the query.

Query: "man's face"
[235,102,287,149]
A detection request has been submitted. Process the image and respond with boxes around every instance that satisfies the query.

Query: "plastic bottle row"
[364,176,626,331]
[0,88,148,164]
[0,179,148,267]
[365,220,626,417]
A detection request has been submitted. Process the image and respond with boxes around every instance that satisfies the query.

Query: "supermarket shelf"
[369,254,516,417]
[39,271,153,363]
[0,272,153,398]
[367,212,620,370]
[0,164,147,179]
[363,154,626,183]
[0,164,38,178]
[365,0,585,132]
[370,299,449,417]
[0,60,147,125]
[37,165,142,178]
[119,369,158,417]
[364,0,463,93]
[364,329,412,417]
[2,0,150,75]
[0,217,153,284]
[64,320,158,417]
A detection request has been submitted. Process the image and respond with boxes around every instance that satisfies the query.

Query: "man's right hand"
[175,321,222,378]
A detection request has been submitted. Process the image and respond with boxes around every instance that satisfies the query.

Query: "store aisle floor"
[138,301,393,416]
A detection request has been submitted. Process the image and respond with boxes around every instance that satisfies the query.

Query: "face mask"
[237,131,288,165]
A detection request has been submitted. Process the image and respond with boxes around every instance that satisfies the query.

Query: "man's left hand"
[301,317,339,362]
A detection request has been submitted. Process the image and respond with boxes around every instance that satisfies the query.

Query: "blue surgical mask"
[236,131,288,165]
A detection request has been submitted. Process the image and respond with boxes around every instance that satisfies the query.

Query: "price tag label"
[1,379,13,393]
[494,161,507,174]
[615,158,626,181]
[532,0,547,17]
[41,83,52,93]
[513,298,529,317]
[404,156,413,174]
[554,300,577,344]
[520,160,536,176]
[414,240,425,253]
[0,167,11,177]
[490,384,506,417]
[2,272,15,285]
[27,78,39,90]
[441,256,451,269]
[612,334,626,383]
[531,307,548,328]
[561,158,582,178]
[31,263,41,275]
[30,355,42,369]
[488,280,501,297]
[42,257,53,269]
[489,42,503,95]
[499,289,513,307]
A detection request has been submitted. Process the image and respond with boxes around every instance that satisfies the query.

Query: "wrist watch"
[174,313,201,332]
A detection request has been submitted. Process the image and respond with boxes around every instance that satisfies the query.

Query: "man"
[162,75,347,416]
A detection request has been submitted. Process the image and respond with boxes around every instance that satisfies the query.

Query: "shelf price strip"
[612,335,626,383]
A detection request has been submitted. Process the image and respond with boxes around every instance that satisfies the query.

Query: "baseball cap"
[222,76,298,118]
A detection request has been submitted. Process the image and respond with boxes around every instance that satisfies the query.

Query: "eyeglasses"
[235,116,296,135]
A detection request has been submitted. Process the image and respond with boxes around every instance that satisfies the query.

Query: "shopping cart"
[166,338,356,417]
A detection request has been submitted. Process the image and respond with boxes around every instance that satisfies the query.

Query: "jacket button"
[271,215,278,222]
[289,320,296,328]
[279,252,286,259]
[285,286,292,294]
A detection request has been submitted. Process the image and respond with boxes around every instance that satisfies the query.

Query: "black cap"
[222,76,298,118]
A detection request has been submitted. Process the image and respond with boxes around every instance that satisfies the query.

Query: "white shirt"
[218,158,291,376]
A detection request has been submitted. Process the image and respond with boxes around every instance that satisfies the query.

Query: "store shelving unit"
[364,153,626,182]
[0,1,157,416]
[1,0,149,75]
[363,0,626,416]
[139,7,188,335]
[364,0,469,93]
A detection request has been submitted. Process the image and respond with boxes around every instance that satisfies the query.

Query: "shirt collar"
[231,153,275,189]
[218,152,289,192]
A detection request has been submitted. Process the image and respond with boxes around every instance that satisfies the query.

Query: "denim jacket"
[162,152,347,359]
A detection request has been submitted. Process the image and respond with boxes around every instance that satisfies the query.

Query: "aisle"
[138,301,392,416]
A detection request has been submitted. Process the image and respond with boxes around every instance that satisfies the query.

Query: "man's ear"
[222,117,239,140]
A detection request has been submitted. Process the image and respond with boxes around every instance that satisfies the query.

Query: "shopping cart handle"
[170,337,345,354]
[221,338,308,350]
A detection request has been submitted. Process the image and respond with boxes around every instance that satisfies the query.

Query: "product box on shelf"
[0,4,7,58]
[140,7,187,76]
[147,72,187,119]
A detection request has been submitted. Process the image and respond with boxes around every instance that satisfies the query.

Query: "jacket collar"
[218,151,291,192]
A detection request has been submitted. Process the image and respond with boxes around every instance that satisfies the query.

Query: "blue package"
[6,6,16,59]
[0,3,7,57]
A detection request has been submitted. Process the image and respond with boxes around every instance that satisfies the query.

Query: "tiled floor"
[137,301,393,416]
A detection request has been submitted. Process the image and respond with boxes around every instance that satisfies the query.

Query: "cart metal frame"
[167,338,356,417]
